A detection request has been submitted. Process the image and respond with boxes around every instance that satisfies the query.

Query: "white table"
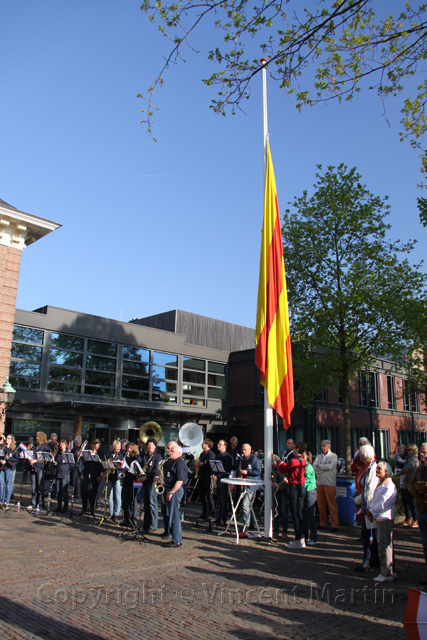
[218,477,264,544]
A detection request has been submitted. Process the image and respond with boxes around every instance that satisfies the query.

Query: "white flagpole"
[261,58,274,540]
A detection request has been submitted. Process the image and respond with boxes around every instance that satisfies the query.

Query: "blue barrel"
[336,476,356,526]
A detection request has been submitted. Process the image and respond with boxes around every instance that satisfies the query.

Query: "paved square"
[0,482,421,640]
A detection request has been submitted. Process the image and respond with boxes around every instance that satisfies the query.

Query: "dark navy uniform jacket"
[163,457,188,491]
[0,447,19,471]
[55,452,75,479]
[198,449,216,477]
[142,451,162,483]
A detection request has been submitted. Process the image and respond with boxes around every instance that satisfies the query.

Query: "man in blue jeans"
[408,443,427,585]
[240,443,262,529]
[161,442,188,547]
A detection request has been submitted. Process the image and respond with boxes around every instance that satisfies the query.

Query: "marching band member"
[141,437,162,532]
[160,441,174,538]
[227,436,242,471]
[48,433,59,498]
[28,432,51,510]
[0,434,19,507]
[106,439,124,522]
[71,436,84,500]
[162,442,188,547]
[197,438,216,520]
[214,440,233,526]
[55,439,75,513]
[80,439,103,517]
[120,443,142,527]
[240,443,262,529]
[22,436,34,484]
[49,433,59,455]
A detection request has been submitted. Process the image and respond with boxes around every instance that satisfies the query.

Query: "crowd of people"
[1,431,427,573]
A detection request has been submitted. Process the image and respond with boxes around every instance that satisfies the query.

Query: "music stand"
[218,478,264,544]
[97,460,116,527]
[81,451,100,462]
[209,460,226,474]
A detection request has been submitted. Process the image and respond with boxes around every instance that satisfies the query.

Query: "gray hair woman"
[354,444,379,571]
[367,461,397,582]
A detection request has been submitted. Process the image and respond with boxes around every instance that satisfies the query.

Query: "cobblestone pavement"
[0,481,422,640]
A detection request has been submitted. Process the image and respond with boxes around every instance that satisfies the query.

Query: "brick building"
[0,199,59,434]
[228,348,427,458]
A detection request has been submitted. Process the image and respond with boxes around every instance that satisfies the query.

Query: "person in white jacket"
[354,444,380,572]
[367,461,397,582]
[312,440,339,531]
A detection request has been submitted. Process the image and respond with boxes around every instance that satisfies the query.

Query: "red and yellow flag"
[255,142,294,428]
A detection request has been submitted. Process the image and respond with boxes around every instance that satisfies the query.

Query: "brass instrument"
[109,452,125,480]
[139,421,162,444]
[140,453,153,481]
[129,459,145,479]
[119,456,129,484]
[194,457,201,479]
[210,474,217,495]
[155,459,167,495]
[178,422,203,447]
[76,440,88,462]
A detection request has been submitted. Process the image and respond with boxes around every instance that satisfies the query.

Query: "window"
[122,346,149,362]
[87,339,117,357]
[316,426,339,457]
[48,332,84,394]
[207,361,226,401]
[373,430,390,459]
[84,340,117,397]
[359,371,378,408]
[9,325,44,389]
[398,431,427,450]
[121,345,150,401]
[387,375,396,410]
[403,380,411,412]
[316,384,328,403]
[182,356,206,407]
[152,352,178,404]
[403,380,419,413]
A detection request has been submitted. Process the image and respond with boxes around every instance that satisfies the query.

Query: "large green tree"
[281,164,427,468]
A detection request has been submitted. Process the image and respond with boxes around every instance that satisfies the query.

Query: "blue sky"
[1,1,425,331]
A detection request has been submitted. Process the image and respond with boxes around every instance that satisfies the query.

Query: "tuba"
[178,422,203,448]
[139,421,162,444]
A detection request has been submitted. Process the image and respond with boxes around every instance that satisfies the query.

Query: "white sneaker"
[373,574,394,582]
[308,540,319,545]
[301,538,306,548]
[286,539,304,549]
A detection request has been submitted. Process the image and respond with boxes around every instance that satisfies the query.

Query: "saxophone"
[155,459,167,495]
[141,454,153,480]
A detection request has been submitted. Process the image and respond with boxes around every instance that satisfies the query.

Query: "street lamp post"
[0,378,16,434]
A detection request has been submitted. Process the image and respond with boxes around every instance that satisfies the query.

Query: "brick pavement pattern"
[0,482,422,640]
